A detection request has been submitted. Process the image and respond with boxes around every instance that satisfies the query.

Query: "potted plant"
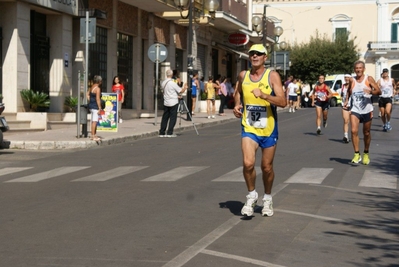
[20,89,50,112]
[64,96,78,112]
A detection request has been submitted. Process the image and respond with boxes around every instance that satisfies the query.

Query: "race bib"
[317,92,327,101]
[246,105,267,128]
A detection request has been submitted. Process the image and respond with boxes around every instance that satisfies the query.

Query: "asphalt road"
[0,106,398,267]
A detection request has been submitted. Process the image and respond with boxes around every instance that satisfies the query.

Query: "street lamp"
[174,0,219,120]
[270,26,287,70]
[251,4,268,49]
[252,6,287,68]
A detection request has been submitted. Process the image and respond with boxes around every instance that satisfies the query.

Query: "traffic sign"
[148,43,168,63]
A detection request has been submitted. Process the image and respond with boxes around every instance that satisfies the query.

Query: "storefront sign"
[25,0,78,16]
[228,33,249,46]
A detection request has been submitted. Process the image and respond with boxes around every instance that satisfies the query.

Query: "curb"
[5,117,238,150]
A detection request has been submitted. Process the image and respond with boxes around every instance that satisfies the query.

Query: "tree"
[288,31,359,84]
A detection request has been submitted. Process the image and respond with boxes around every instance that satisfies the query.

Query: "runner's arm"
[368,76,381,95]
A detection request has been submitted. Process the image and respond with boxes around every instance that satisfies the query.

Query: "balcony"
[368,41,399,51]
[124,0,177,13]
[160,0,249,33]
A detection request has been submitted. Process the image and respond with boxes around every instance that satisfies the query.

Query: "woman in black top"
[86,75,103,141]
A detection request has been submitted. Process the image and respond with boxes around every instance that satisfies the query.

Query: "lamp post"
[252,6,287,69]
[270,26,287,70]
[174,0,219,120]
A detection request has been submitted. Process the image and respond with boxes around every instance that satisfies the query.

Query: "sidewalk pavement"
[2,110,238,150]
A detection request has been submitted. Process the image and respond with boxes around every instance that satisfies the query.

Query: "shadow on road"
[325,150,399,266]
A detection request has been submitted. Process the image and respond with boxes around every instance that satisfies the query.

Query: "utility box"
[78,105,88,124]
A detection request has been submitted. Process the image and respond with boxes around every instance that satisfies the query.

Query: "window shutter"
[391,23,398,43]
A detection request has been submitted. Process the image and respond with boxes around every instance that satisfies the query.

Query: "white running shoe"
[261,198,274,217]
[119,118,123,123]
[207,116,211,119]
[211,115,215,119]
[241,192,258,216]
[386,122,392,131]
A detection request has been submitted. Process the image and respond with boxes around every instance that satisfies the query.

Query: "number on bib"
[246,105,267,128]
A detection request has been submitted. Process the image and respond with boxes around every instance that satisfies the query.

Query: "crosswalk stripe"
[141,166,208,182]
[359,170,398,189]
[212,167,261,182]
[71,166,149,182]
[0,167,33,177]
[4,167,90,183]
[284,168,333,184]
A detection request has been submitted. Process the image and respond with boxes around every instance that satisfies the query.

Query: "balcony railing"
[219,0,247,24]
[368,41,399,50]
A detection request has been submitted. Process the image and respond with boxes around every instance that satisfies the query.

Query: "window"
[89,27,107,91]
[329,14,352,41]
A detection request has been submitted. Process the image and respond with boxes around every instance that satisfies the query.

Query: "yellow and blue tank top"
[241,69,278,137]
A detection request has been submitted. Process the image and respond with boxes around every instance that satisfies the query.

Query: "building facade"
[0,0,254,117]
[253,0,399,81]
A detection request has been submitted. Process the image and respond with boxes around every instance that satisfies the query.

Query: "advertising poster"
[97,93,118,132]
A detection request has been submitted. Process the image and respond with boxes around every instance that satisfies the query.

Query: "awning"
[216,44,249,60]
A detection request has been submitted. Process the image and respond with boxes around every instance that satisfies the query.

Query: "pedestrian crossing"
[0,166,397,189]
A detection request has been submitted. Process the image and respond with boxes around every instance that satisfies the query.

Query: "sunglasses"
[249,51,265,57]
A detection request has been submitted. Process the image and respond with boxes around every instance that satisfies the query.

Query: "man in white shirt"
[159,69,187,137]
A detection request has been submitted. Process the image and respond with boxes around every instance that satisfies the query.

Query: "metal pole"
[262,5,267,49]
[82,11,89,138]
[154,44,160,126]
[283,52,287,78]
[77,70,81,138]
[186,0,193,121]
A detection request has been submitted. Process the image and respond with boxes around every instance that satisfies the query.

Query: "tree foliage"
[288,31,359,84]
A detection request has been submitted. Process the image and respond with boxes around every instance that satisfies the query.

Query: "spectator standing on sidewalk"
[205,76,217,119]
[87,75,103,141]
[345,60,381,165]
[159,69,187,138]
[377,68,395,131]
[218,76,228,116]
[191,72,200,115]
[233,44,287,217]
[312,75,333,135]
[111,76,125,124]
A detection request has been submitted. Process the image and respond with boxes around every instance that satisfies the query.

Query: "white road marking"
[0,167,32,176]
[141,166,208,182]
[71,166,149,182]
[212,167,261,182]
[201,249,286,267]
[274,209,344,222]
[162,183,289,267]
[4,167,90,183]
[162,216,242,267]
[284,168,333,184]
[359,170,398,189]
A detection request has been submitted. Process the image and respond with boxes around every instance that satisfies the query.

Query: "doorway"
[117,33,133,109]
[30,11,50,95]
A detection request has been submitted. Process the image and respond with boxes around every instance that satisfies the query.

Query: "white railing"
[368,41,399,50]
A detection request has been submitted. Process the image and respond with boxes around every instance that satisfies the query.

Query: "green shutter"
[391,23,398,42]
